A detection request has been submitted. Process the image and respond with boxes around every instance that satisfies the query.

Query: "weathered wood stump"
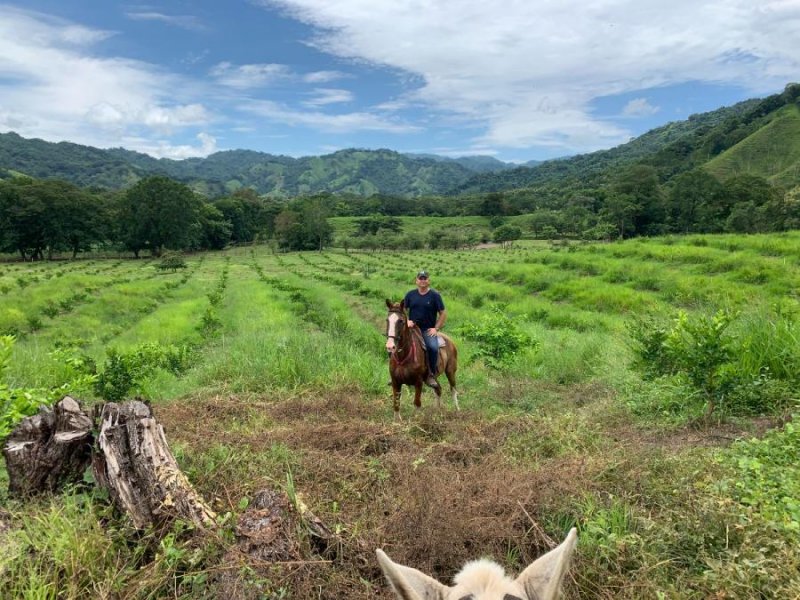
[92,400,217,530]
[2,396,93,496]
[3,397,334,565]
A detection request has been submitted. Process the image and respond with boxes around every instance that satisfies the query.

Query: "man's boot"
[425,364,438,387]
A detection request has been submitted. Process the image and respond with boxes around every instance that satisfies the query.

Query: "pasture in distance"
[1,232,800,598]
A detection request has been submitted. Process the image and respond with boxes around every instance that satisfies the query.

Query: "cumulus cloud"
[622,98,660,117]
[128,132,218,159]
[0,6,213,153]
[303,70,349,83]
[260,0,800,154]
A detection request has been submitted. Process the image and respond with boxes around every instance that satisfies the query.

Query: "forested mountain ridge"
[0,136,483,198]
[2,84,799,199]
[452,84,800,195]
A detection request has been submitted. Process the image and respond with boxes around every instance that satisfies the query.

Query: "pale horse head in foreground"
[377,528,577,600]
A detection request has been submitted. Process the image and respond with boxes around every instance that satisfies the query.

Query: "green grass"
[2,233,800,598]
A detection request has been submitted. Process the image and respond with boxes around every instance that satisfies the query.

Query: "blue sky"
[1,1,798,162]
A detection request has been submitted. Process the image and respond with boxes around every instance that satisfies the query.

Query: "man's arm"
[433,309,447,332]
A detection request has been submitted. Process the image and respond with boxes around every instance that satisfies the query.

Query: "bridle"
[386,309,416,365]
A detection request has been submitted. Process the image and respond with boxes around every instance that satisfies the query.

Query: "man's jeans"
[422,330,439,375]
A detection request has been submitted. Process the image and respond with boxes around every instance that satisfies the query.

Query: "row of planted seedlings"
[1,261,168,340]
[93,254,235,402]
[232,249,388,394]
[1,260,154,336]
[5,256,205,391]
[580,239,800,295]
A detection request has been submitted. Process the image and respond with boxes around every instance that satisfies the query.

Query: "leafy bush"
[198,307,222,336]
[157,254,188,272]
[0,336,96,440]
[459,306,534,368]
[95,343,194,401]
[630,309,798,416]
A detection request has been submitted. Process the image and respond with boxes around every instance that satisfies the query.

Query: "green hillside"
[2,84,799,199]
[705,104,800,187]
[0,136,478,198]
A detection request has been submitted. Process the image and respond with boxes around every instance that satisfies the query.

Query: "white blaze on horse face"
[386,313,401,352]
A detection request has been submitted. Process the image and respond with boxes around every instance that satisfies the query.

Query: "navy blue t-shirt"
[403,289,445,330]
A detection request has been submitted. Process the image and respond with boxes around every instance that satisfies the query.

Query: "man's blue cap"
[417,270,429,278]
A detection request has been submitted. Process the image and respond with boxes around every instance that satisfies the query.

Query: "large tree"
[0,178,106,259]
[667,169,726,233]
[119,176,201,257]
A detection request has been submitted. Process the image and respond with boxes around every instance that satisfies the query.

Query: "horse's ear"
[399,299,405,310]
[515,528,577,600]
[376,549,449,600]
[386,299,393,309]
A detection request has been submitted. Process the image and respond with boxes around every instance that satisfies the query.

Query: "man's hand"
[427,327,437,335]
[408,319,416,329]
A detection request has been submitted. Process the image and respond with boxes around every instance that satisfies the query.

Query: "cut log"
[2,396,93,496]
[92,400,217,530]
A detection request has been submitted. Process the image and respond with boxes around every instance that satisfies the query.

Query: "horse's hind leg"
[445,367,459,410]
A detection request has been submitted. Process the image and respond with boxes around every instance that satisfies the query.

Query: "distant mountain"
[0,136,477,198]
[405,153,517,173]
[452,84,800,195]
[2,84,799,198]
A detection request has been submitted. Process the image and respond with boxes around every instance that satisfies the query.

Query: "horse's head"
[377,528,577,600]
[385,299,407,355]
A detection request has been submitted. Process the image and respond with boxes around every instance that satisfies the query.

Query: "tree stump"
[2,396,93,496]
[92,400,217,530]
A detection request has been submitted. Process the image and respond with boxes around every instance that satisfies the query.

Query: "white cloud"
[261,0,800,154]
[0,6,212,153]
[622,98,660,117]
[123,132,218,159]
[239,99,420,133]
[303,70,349,83]
[124,11,206,32]
[210,62,291,89]
[303,88,354,106]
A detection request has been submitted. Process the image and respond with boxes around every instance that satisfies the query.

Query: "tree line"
[1,166,798,260]
[0,176,333,260]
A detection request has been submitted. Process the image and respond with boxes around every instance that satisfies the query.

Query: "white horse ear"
[376,549,449,600]
[514,528,577,600]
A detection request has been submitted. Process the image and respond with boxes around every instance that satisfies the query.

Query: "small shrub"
[95,343,194,401]
[26,314,43,332]
[459,305,534,368]
[198,307,222,336]
[157,254,188,272]
[42,300,60,318]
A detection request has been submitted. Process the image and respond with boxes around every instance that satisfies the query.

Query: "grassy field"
[1,233,800,598]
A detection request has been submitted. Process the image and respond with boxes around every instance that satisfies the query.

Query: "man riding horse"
[403,270,447,387]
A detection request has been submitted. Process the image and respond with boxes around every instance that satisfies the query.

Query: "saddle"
[412,329,446,348]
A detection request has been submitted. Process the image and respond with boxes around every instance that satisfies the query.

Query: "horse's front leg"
[391,381,402,420]
[413,381,423,410]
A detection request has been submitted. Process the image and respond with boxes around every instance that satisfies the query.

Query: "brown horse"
[385,299,458,419]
